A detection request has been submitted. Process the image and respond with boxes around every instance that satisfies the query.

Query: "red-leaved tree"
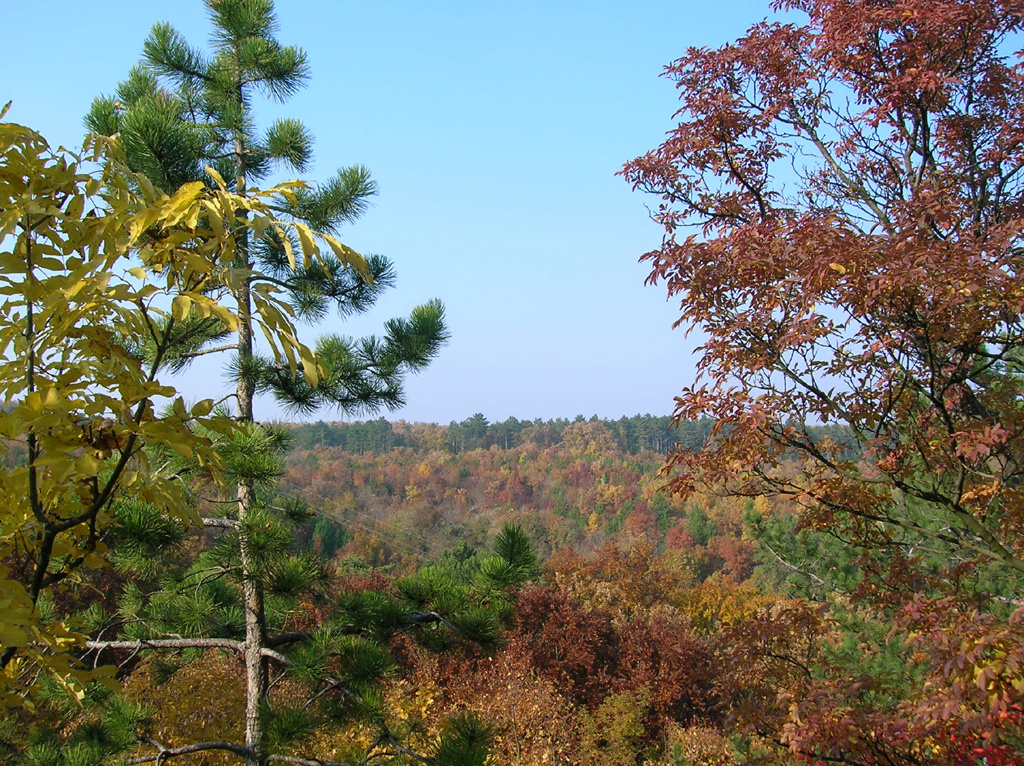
[624,0,1024,760]
[624,0,1024,577]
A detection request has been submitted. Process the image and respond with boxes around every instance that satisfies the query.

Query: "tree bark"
[234,113,267,766]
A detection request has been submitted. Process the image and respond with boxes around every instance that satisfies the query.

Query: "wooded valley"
[4,0,1024,763]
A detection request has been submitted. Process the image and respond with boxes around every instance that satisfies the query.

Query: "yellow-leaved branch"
[0,118,351,709]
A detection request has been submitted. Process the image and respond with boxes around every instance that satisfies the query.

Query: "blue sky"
[3,0,773,424]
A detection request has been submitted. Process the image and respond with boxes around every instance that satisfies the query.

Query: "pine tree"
[85,0,448,422]
[81,3,453,764]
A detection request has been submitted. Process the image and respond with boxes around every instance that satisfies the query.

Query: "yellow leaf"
[281,232,296,270]
[42,387,62,408]
[208,207,224,239]
[258,322,281,356]
[295,223,317,264]
[829,263,847,275]
[191,299,212,319]
[64,194,84,221]
[165,438,195,460]
[0,623,29,648]
[163,181,206,226]
[207,302,238,331]
[278,187,299,208]
[205,166,226,190]
[171,294,192,322]
[190,399,214,418]
[129,208,162,243]
[322,234,369,277]
[75,454,102,477]
[135,172,157,203]
[252,215,271,242]
[299,344,320,387]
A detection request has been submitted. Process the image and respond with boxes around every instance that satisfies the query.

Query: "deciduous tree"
[624,0,1024,575]
[0,110,313,710]
[623,0,1024,759]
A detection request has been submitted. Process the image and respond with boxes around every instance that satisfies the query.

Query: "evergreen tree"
[85,0,448,423]
[82,2,452,764]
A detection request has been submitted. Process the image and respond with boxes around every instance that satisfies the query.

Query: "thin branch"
[301,680,345,712]
[371,729,431,765]
[180,342,239,359]
[127,738,249,765]
[758,536,827,587]
[87,638,245,653]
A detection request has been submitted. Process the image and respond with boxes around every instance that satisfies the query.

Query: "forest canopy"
[4,0,1024,764]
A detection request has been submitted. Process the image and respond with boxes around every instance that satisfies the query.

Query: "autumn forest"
[4,0,1024,764]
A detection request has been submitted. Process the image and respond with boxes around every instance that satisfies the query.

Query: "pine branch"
[86,638,299,666]
[87,638,246,653]
[180,342,239,359]
[265,612,449,649]
[127,739,249,765]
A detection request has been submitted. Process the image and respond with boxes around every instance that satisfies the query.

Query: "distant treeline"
[289,414,716,455]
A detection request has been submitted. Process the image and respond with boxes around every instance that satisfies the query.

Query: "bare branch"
[87,638,245,653]
[126,739,249,765]
[180,343,239,359]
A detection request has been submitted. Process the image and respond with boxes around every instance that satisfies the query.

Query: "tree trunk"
[240,482,267,766]
[234,124,267,766]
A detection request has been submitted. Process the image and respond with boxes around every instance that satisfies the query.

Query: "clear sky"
[3,0,773,425]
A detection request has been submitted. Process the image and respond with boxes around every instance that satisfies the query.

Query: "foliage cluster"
[283,433,763,578]
[1,1,462,763]
[0,110,319,710]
